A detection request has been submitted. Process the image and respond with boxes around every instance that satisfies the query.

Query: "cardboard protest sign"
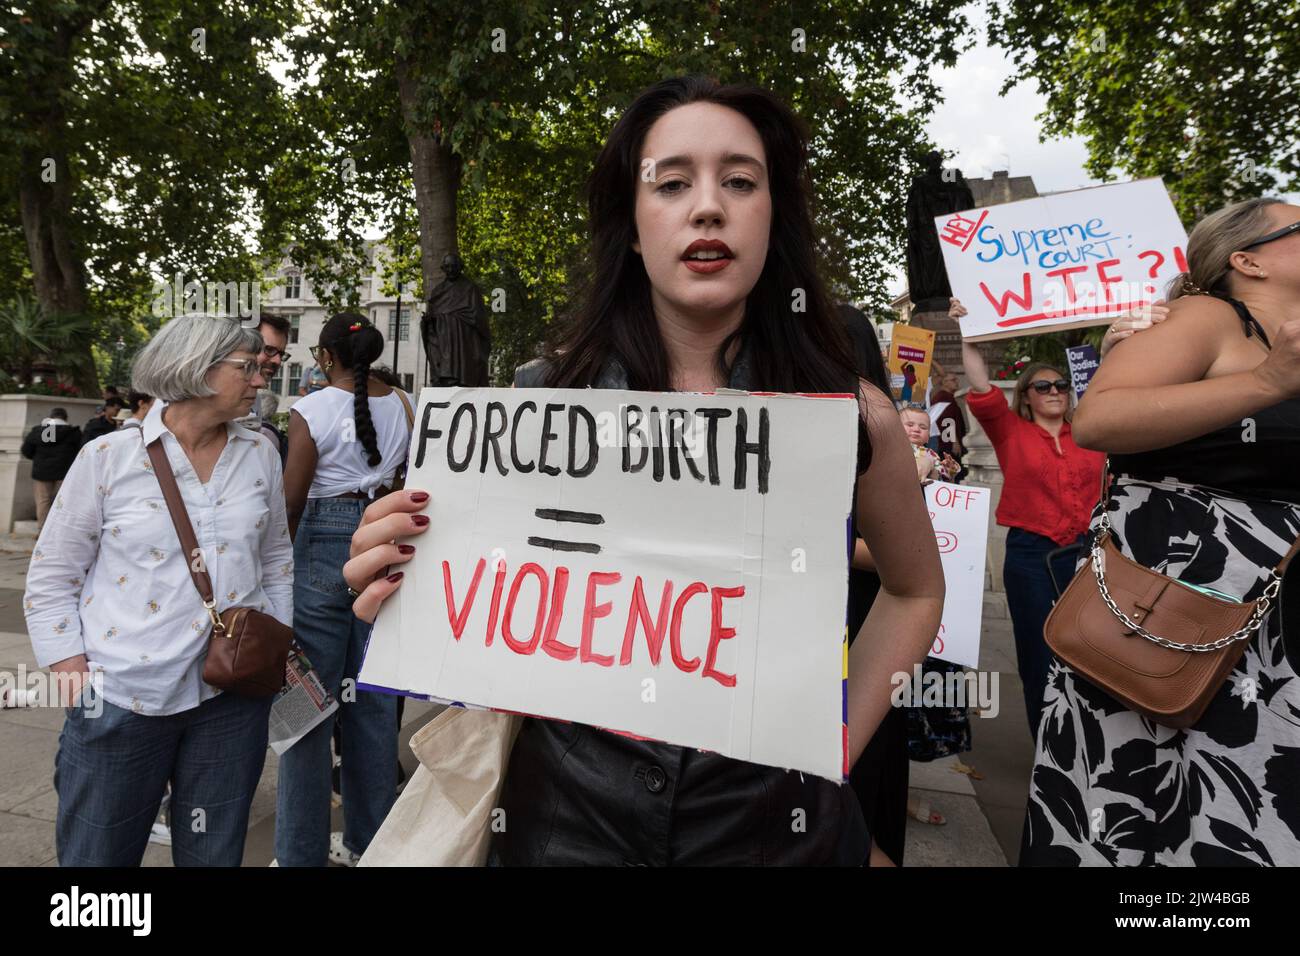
[358,387,861,781]
[887,324,936,404]
[1065,344,1100,399]
[924,482,991,669]
[935,178,1188,342]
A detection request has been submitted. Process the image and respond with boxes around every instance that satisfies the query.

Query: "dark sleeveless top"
[1110,297,1300,506]
[492,351,871,866]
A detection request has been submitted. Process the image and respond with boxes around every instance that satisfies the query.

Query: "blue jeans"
[274,498,398,866]
[54,685,271,866]
[1002,527,1084,740]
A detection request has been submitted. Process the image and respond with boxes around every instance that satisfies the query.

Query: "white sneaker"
[329,831,360,867]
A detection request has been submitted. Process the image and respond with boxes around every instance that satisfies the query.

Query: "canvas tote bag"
[359,706,523,867]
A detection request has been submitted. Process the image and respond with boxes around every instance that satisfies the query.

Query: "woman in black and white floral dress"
[1023,197,1300,866]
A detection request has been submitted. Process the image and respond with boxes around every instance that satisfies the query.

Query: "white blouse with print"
[24,401,294,716]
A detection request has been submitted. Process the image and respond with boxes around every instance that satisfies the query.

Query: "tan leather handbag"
[147,438,294,698]
[1045,464,1299,729]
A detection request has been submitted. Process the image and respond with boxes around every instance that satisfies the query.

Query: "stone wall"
[0,396,102,533]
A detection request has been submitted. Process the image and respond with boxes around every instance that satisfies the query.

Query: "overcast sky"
[886,11,1099,299]
[925,32,1096,194]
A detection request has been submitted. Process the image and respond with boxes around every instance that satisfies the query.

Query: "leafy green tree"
[0,293,95,387]
[989,0,1300,223]
[0,0,300,393]
[272,1,973,382]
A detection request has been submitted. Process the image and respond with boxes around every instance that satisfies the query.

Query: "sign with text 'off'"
[925,481,992,670]
[359,387,860,780]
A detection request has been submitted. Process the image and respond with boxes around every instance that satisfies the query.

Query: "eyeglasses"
[308,345,325,361]
[1029,379,1070,395]
[1241,220,1300,250]
[215,358,265,380]
[260,344,286,361]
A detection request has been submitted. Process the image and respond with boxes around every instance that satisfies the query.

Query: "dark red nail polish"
[398,544,416,555]
[411,514,430,527]
[387,572,404,583]
[409,491,429,503]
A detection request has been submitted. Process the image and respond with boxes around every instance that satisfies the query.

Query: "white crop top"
[293,386,413,498]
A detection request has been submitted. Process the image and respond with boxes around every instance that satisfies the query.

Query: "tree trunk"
[394,52,460,302]
[15,9,100,397]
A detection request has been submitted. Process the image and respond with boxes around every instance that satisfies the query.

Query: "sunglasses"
[1241,220,1300,250]
[1029,379,1070,395]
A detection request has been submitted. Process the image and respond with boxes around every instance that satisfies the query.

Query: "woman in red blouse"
[951,299,1104,740]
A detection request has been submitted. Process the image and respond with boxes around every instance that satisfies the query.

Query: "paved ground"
[0,537,1034,867]
[901,612,1033,867]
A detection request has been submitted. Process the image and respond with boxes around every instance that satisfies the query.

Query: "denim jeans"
[274,498,398,866]
[1002,527,1085,740]
[54,684,271,866]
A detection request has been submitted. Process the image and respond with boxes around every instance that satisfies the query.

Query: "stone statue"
[906,151,975,314]
[422,253,492,387]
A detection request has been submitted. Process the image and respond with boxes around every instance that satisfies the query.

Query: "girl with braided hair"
[277,311,415,867]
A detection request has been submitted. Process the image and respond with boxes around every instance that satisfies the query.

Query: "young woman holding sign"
[344,76,945,866]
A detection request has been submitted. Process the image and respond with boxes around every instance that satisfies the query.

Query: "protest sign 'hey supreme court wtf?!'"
[936,178,1188,342]
[359,387,860,780]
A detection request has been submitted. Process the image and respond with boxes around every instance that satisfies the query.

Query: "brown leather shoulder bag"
[146,437,293,698]
[1045,462,1300,728]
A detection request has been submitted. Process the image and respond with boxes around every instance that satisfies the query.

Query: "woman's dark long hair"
[544,75,858,395]
[837,303,890,394]
[319,312,386,466]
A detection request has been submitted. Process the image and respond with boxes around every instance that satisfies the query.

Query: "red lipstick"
[681,238,734,274]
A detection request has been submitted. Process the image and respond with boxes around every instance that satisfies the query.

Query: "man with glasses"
[226,314,291,455]
[239,313,291,412]
[257,314,291,378]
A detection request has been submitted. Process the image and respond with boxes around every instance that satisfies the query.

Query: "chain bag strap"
[1089,468,1292,652]
[1044,458,1300,728]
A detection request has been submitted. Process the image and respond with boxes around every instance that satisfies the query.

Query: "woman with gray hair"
[1023,197,1300,866]
[24,313,294,866]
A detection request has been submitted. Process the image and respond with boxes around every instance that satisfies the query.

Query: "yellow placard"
[887,324,936,404]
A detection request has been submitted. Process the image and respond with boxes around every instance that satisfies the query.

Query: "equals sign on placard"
[528,508,604,554]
